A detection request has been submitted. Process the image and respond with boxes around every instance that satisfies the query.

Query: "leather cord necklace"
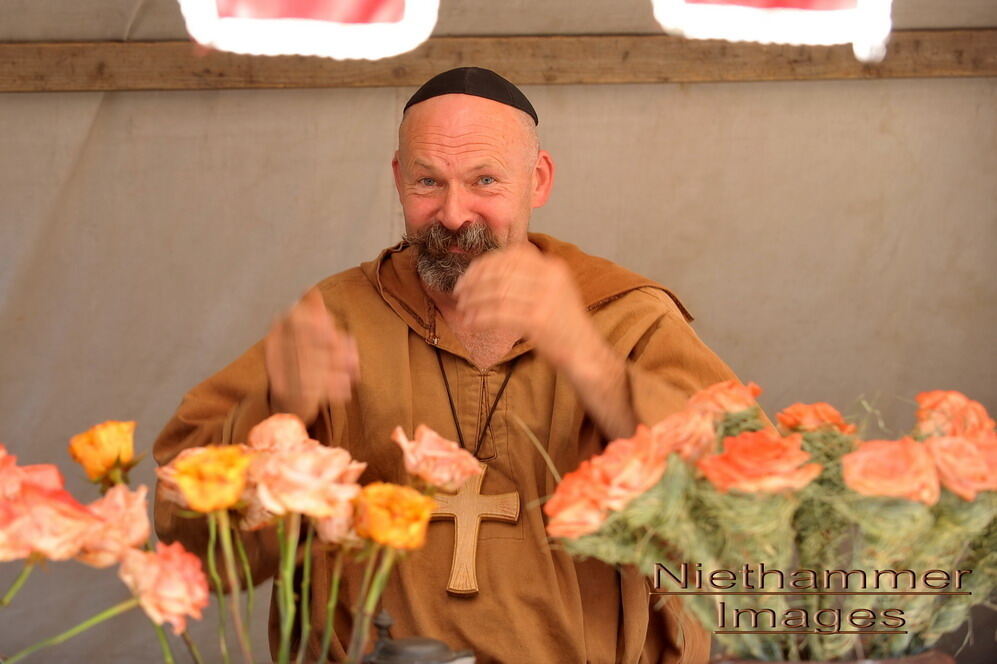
[435,347,520,460]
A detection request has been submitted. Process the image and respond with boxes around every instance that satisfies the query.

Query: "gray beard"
[403,222,500,293]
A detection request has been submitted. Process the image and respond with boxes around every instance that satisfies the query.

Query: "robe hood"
[359,232,692,349]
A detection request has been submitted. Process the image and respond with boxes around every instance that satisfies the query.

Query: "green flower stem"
[151,621,176,664]
[345,545,383,664]
[318,548,345,664]
[181,632,206,664]
[277,513,302,664]
[4,597,139,663]
[1,561,35,608]
[216,510,254,664]
[232,524,255,625]
[347,546,395,664]
[206,513,232,664]
[295,524,315,664]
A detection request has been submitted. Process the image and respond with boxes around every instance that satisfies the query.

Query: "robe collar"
[360,232,692,364]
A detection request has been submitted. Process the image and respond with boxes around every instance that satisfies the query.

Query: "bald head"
[398,94,539,174]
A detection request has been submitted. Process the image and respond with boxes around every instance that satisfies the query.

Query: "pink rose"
[77,484,151,568]
[590,426,669,511]
[924,436,996,501]
[687,380,763,418]
[250,443,365,518]
[119,541,209,635]
[697,429,822,494]
[390,426,482,492]
[247,413,311,451]
[842,438,940,505]
[544,460,609,539]
[650,408,717,462]
[1,444,63,499]
[1,484,100,561]
[314,499,361,545]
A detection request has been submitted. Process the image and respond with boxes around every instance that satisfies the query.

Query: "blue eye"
[418,177,437,186]
[479,176,496,185]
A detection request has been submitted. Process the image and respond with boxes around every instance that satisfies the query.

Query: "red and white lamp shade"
[652,0,894,62]
[177,0,439,59]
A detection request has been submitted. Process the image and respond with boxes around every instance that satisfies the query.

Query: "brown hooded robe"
[153,233,738,663]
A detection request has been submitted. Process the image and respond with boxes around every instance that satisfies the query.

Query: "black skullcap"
[403,67,538,125]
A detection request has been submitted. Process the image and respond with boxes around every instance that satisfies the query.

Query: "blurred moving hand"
[264,287,359,425]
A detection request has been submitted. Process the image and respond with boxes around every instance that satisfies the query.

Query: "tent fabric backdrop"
[1,1,996,662]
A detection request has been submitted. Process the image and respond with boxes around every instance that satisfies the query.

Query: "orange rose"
[251,442,365,518]
[650,408,717,462]
[915,391,996,441]
[544,460,610,539]
[68,421,136,482]
[170,445,253,513]
[590,426,669,510]
[697,429,822,494]
[924,436,996,501]
[777,402,856,434]
[77,484,151,568]
[1,483,100,561]
[354,483,435,550]
[688,380,763,418]
[247,413,310,451]
[119,541,209,635]
[391,425,483,492]
[842,438,940,505]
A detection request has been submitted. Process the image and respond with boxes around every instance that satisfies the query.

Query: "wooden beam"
[1,30,994,93]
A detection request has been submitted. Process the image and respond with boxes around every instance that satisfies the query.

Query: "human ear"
[391,151,404,198]
[530,150,555,208]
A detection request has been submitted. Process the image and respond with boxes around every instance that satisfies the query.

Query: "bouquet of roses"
[544,381,997,662]
[1,415,480,664]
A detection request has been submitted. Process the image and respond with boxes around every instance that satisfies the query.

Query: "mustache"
[402,222,500,257]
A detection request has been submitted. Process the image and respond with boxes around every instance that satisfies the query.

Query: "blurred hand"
[264,287,359,424]
[453,245,597,370]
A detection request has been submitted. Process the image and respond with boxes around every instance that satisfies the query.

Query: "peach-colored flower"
[777,402,856,434]
[391,425,482,492]
[924,436,996,501]
[1,484,100,561]
[697,429,822,494]
[354,483,435,550]
[688,380,763,418]
[915,391,996,441]
[119,541,209,635]
[251,444,365,518]
[842,438,940,505]
[247,413,311,451]
[77,484,151,568]
[68,421,136,482]
[314,499,361,545]
[169,445,253,513]
[544,460,611,539]
[155,446,205,509]
[1,444,64,499]
[590,426,669,511]
[650,408,717,462]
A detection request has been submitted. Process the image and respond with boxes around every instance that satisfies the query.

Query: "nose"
[437,185,473,231]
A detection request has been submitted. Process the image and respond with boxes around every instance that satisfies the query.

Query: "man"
[154,67,737,663]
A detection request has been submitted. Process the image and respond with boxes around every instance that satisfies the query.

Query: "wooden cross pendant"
[430,462,520,596]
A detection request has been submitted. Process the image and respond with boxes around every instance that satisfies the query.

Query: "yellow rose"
[355,483,435,550]
[173,446,253,513]
[68,421,136,482]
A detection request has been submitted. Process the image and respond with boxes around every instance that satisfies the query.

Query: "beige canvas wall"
[1,1,995,661]
[1,73,994,664]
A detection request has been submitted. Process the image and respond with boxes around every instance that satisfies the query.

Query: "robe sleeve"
[151,339,281,586]
[624,288,740,428]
